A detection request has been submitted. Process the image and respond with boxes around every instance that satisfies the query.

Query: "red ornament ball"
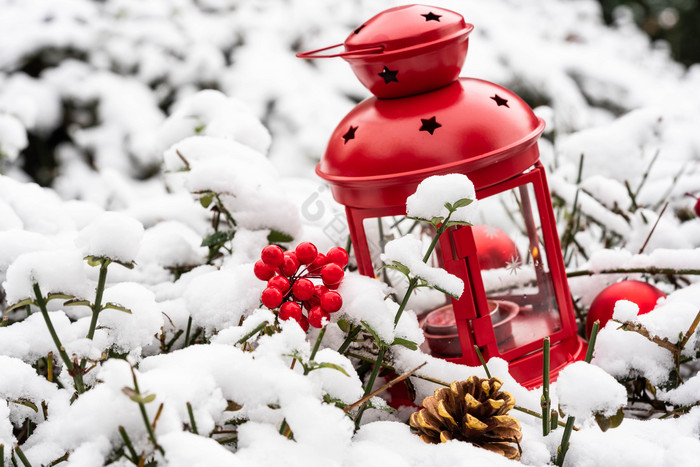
[292,278,315,301]
[261,287,284,309]
[295,242,318,264]
[472,225,519,270]
[326,247,349,268]
[279,301,303,322]
[261,245,284,268]
[320,291,343,313]
[321,263,344,286]
[254,260,275,281]
[586,280,666,337]
[308,306,331,328]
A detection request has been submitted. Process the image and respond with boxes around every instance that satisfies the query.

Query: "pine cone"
[409,376,522,460]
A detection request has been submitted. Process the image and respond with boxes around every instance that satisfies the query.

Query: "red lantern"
[298,4,586,388]
[586,280,666,337]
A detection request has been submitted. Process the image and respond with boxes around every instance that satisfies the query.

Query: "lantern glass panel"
[476,182,562,353]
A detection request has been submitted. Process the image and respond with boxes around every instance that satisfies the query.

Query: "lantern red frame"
[339,162,586,388]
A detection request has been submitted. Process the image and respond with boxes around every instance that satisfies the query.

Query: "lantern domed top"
[316,78,545,208]
[298,5,473,98]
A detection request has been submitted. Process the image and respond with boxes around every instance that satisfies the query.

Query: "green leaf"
[63,298,91,307]
[194,123,206,134]
[122,387,138,399]
[391,337,418,351]
[337,318,352,333]
[5,298,33,313]
[594,407,624,432]
[452,198,474,209]
[11,399,38,413]
[308,362,349,377]
[141,393,157,404]
[380,261,411,278]
[361,320,388,347]
[200,193,214,208]
[201,230,231,247]
[267,230,294,244]
[430,216,445,227]
[431,283,461,300]
[103,302,132,314]
[444,202,454,212]
[46,293,75,302]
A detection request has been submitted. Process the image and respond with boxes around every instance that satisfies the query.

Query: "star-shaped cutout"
[419,116,442,135]
[505,255,522,275]
[490,94,509,107]
[377,66,399,84]
[354,24,366,34]
[342,125,358,144]
[421,12,442,21]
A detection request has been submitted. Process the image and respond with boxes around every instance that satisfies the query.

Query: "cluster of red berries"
[254,242,349,330]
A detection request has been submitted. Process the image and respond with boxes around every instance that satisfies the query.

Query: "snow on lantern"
[298,4,586,388]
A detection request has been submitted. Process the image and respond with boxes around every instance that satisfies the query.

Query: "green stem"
[555,416,576,466]
[585,321,600,363]
[393,277,419,327]
[184,317,192,347]
[309,326,326,362]
[87,260,109,340]
[473,345,491,378]
[186,402,198,435]
[512,406,571,430]
[542,337,551,436]
[130,367,164,455]
[13,446,30,467]
[118,426,138,463]
[1,445,4,467]
[337,325,361,354]
[236,322,268,346]
[32,284,84,394]
[354,345,388,428]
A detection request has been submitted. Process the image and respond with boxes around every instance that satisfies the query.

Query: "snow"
[382,235,465,299]
[556,361,627,421]
[75,211,144,263]
[1,0,700,465]
[406,174,478,225]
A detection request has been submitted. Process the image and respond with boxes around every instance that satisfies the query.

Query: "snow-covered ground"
[1,0,700,465]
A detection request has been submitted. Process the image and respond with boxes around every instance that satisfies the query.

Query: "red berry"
[303,300,313,311]
[321,263,344,286]
[292,278,314,301]
[308,306,331,328]
[261,287,283,309]
[279,301,303,321]
[295,242,318,264]
[281,252,300,276]
[296,314,310,332]
[320,291,342,313]
[261,245,284,268]
[308,253,327,272]
[314,284,329,298]
[695,198,700,217]
[326,247,349,268]
[254,260,275,281]
[268,275,290,293]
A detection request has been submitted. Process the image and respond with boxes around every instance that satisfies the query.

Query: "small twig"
[638,202,668,254]
[175,150,191,170]
[567,266,700,278]
[512,406,573,430]
[344,362,426,413]
[128,366,164,455]
[679,309,700,351]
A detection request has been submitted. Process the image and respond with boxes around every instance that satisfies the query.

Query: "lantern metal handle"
[296,43,384,59]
